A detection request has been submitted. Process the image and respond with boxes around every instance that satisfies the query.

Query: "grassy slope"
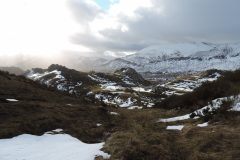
[0,71,113,143]
[102,107,240,160]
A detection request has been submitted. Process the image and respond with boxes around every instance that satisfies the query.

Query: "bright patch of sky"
[94,0,118,10]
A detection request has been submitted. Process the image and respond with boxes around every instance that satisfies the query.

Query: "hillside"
[0,66,24,75]
[25,64,155,108]
[0,70,112,142]
[97,42,240,73]
[0,68,240,160]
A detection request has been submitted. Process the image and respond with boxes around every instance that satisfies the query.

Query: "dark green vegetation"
[0,70,240,160]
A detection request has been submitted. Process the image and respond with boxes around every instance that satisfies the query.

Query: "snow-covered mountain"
[98,42,240,73]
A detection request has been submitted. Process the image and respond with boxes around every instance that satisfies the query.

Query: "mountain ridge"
[95,42,240,73]
[0,66,24,75]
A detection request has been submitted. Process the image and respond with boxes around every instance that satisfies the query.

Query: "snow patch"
[197,122,208,127]
[96,123,102,127]
[27,70,64,82]
[45,129,64,134]
[95,94,137,108]
[103,85,124,91]
[6,99,19,102]
[159,115,190,123]
[119,98,136,108]
[109,112,119,115]
[0,133,110,160]
[147,103,155,108]
[132,87,152,93]
[88,74,109,83]
[128,106,143,110]
[27,69,83,95]
[166,125,184,131]
[231,102,240,111]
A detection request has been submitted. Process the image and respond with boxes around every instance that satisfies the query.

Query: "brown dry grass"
[103,108,240,160]
[0,71,113,143]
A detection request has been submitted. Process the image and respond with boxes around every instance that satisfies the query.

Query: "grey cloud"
[71,0,240,55]
[71,32,146,53]
[68,0,101,22]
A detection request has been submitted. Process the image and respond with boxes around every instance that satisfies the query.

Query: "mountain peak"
[114,67,148,85]
[98,42,240,73]
[48,64,67,72]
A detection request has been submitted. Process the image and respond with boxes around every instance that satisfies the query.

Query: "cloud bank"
[72,0,240,55]
[0,0,240,70]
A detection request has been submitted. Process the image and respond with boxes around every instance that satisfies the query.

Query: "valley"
[0,65,239,160]
[1,0,240,159]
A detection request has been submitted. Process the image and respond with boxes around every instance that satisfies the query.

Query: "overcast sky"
[72,0,240,56]
[0,0,240,68]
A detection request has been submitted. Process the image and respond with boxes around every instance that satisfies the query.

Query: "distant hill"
[25,64,151,96]
[0,67,24,75]
[24,64,155,108]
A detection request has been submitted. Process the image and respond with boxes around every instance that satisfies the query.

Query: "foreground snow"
[0,132,110,160]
